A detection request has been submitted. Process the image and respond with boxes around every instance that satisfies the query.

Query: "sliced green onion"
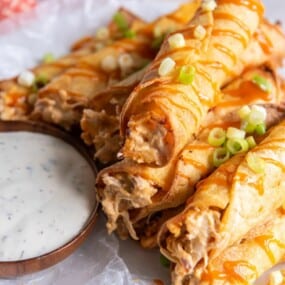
[248,105,267,125]
[43,53,55,63]
[178,65,196,85]
[255,123,266,135]
[160,254,171,268]
[35,74,48,86]
[246,152,265,173]
[113,12,129,31]
[226,138,249,155]
[158,57,176,76]
[246,136,257,149]
[226,127,246,140]
[32,74,49,92]
[96,27,110,40]
[168,33,186,49]
[123,29,136,39]
[237,105,251,120]
[252,75,272,93]
[194,25,206,39]
[241,121,256,134]
[208,127,226,147]
[151,34,165,50]
[213,147,231,167]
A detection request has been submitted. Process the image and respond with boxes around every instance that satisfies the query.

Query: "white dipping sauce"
[0,132,96,261]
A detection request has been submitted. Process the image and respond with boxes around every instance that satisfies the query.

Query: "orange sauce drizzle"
[159,45,195,61]
[195,66,214,85]
[45,61,72,69]
[254,29,273,55]
[198,60,232,78]
[254,145,285,154]
[213,43,238,64]
[214,12,251,39]
[192,84,213,107]
[257,138,285,149]
[254,235,285,264]
[234,171,264,195]
[176,171,191,180]
[184,144,213,151]
[204,121,240,130]
[234,172,247,183]
[202,175,229,188]
[212,29,248,48]
[202,260,257,283]
[66,70,103,79]
[263,158,285,172]
[145,86,202,131]
[217,0,264,17]
[181,157,208,172]
[252,178,264,195]
[219,80,272,108]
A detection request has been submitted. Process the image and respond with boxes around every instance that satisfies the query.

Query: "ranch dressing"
[0,131,96,261]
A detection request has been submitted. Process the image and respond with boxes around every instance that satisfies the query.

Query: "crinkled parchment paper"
[0,0,284,284]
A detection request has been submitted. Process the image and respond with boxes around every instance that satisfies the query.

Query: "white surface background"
[0,0,284,284]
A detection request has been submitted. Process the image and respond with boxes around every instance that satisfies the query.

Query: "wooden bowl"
[0,120,99,277]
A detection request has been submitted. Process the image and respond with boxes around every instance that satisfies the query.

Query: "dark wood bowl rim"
[0,120,99,277]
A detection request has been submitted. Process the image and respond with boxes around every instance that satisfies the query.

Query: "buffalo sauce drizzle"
[202,260,258,283]
[234,171,264,195]
[254,28,273,55]
[217,0,264,17]
[144,85,202,131]
[204,121,240,131]
[253,138,285,152]
[181,156,208,173]
[255,235,285,264]
[212,29,248,48]
[219,80,272,108]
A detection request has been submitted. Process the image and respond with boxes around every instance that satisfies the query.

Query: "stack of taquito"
[0,8,144,121]
[0,1,200,130]
[2,0,285,283]
[94,0,285,284]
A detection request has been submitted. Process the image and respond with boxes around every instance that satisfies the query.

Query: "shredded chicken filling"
[125,116,169,165]
[81,109,121,163]
[33,90,87,129]
[164,210,221,285]
[100,173,158,239]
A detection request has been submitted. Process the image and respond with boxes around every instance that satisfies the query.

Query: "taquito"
[188,209,285,285]
[97,65,285,241]
[82,19,285,163]
[158,118,285,283]
[120,0,264,166]
[31,1,201,130]
[0,8,143,121]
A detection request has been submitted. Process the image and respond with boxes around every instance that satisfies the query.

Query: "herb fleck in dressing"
[0,132,96,261]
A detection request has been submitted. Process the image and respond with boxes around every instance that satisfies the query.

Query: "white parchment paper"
[0,0,284,284]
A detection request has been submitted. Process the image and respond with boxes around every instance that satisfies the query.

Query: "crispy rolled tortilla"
[0,8,143,121]
[31,1,201,130]
[120,0,266,166]
[96,65,285,241]
[158,118,285,284]
[81,19,285,163]
[183,209,285,285]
